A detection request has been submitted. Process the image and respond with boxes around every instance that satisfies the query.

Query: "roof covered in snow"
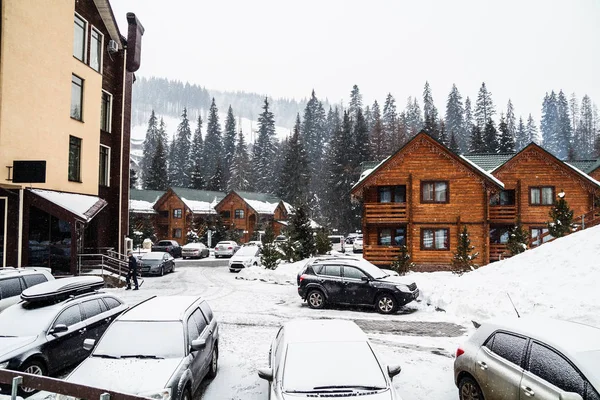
[129,189,165,214]
[172,187,226,214]
[236,191,287,215]
[30,189,107,222]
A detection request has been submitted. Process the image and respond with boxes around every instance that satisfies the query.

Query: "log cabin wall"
[216,192,254,243]
[154,191,188,245]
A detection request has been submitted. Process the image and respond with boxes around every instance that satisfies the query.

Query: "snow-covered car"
[258,319,402,399]
[327,235,345,252]
[214,241,240,258]
[352,238,363,253]
[60,296,219,400]
[181,242,209,259]
[454,317,600,400]
[229,245,261,273]
[243,240,263,247]
[0,268,54,312]
[138,251,175,276]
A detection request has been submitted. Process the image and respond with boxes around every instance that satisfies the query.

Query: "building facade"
[0,0,143,273]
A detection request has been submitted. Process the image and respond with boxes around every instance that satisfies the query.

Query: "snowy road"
[104,259,466,400]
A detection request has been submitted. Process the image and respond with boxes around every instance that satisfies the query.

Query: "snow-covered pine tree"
[171,107,192,187]
[228,128,251,191]
[556,90,572,160]
[382,93,399,154]
[167,138,177,186]
[325,106,341,145]
[364,105,373,133]
[445,84,465,153]
[541,91,559,156]
[547,190,574,238]
[351,108,370,179]
[129,169,138,189]
[252,97,277,193]
[526,114,540,145]
[575,95,595,158]
[406,97,423,137]
[190,115,205,190]
[515,117,528,152]
[369,100,385,160]
[223,105,237,186]
[203,98,223,185]
[569,93,579,133]
[208,162,224,191]
[507,218,529,256]
[260,224,280,270]
[146,132,169,190]
[301,90,326,198]
[314,229,332,255]
[348,84,363,122]
[469,125,485,154]
[498,113,515,153]
[397,112,409,148]
[475,82,495,130]
[506,100,517,145]
[449,131,460,153]
[438,121,447,145]
[278,114,309,204]
[390,245,413,275]
[451,226,478,274]
[483,118,499,153]
[423,81,439,139]
[141,110,159,189]
[290,201,315,260]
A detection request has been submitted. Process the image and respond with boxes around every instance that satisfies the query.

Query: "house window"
[73,14,87,62]
[378,186,406,203]
[173,209,182,219]
[530,187,554,205]
[99,145,110,186]
[158,210,169,218]
[68,136,82,182]
[221,211,231,219]
[421,228,449,250]
[421,181,448,203]
[173,228,182,238]
[90,27,103,72]
[235,209,245,219]
[100,91,112,132]
[490,190,516,206]
[377,227,406,246]
[531,227,552,247]
[71,75,83,121]
[490,226,510,244]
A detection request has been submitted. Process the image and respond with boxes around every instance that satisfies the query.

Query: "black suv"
[297,257,419,314]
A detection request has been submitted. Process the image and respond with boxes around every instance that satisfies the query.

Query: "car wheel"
[171,263,175,273]
[160,266,164,276]
[307,289,326,309]
[376,293,397,314]
[19,359,46,396]
[459,376,484,400]
[181,387,191,400]
[208,346,218,378]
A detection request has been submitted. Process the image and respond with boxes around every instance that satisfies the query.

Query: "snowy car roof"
[120,296,202,321]
[281,319,367,344]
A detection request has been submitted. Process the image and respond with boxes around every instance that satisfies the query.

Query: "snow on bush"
[237,259,311,285]
[413,225,600,327]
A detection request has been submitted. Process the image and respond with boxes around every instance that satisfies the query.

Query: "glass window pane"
[531,188,541,204]
[71,75,83,120]
[55,305,82,327]
[435,182,447,202]
[101,92,111,132]
[343,267,366,280]
[323,265,341,277]
[23,274,48,288]
[393,228,406,246]
[99,146,109,186]
[422,230,433,248]
[69,136,82,182]
[0,277,22,299]
[378,229,391,246]
[422,183,434,201]
[528,342,585,396]
[542,187,553,205]
[490,332,527,366]
[73,15,86,61]
[394,186,406,203]
[90,29,101,72]
[81,299,103,319]
[379,187,391,203]
[435,229,448,249]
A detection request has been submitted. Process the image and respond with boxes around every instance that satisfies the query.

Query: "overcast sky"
[112,0,599,123]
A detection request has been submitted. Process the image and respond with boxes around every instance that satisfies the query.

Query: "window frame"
[221,211,231,219]
[234,209,245,219]
[68,135,82,182]
[490,190,516,206]
[530,226,552,247]
[377,227,407,246]
[100,90,112,133]
[99,145,110,187]
[483,330,528,367]
[89,26,104,73]
[420,181,449,204]
[420,228,450,251]
[529,186,555,206]
[70,74,84,121]
[73,12,88,63]
[378,185,406,203]
[173,228,182,239]
[173,209,183,219]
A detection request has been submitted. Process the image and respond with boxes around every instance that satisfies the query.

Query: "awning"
[28,189,107,223]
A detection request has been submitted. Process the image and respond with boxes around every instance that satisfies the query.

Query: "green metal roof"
[129,189,165,203]
[171,187,226,202]
[235,191,282,203]
[567,159,599,174]
[360,161,383,173]
[463,153,515,172]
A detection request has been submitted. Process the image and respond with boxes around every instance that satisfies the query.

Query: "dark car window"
[486,332,527,366]
[199,301,213,322]
[81,299,104,320]
[187,312,200,342]
[344,266,367,280]
[55,305,82,327]
[528,342,585,396]
[312,265,324,275]
[322,265,342,277]
[23,274,48,288]
[587,384,600,400]
[0,277,23,299]
[195,308,208,333]
[103,297,122,310]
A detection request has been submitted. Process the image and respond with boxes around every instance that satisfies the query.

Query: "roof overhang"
[92,0,124,49]
[28,189,107,223]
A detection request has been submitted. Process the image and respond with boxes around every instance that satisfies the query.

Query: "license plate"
[414,289,420,299]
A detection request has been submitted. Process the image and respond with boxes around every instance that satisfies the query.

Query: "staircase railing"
[527,208,600,249]
[78,253,128,278]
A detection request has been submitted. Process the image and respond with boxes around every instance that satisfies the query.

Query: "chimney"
[126,13,144,73]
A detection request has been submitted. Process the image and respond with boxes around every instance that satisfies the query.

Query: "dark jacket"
[128,255,138,270]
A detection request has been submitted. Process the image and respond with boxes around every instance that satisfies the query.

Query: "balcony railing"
[364,203,408,224]
[363,245,400,266]
[489,205,517,222]
[489,243,510,262]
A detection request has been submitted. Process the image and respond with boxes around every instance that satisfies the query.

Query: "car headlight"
[243,259,252,266]
[56,394,78,400]
[396,285,411,293]
[0,361,9,369]
[139,388,171,400]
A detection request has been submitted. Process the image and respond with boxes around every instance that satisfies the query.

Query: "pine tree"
[506,100,517,145]
[170,108,192,187]
[278,114,309,204]
[569,93,579,133]
[369,100,385,160]
[526,114,540,145]
[469,125,485,154]
[498,114,515,153]
[438,120,448,145]
[382,93,399,154]
[290,201,315,259]
[514,117,528,151]
[390,245,413,275]
[208,162,224,191]
[547,190,574,238]
[507,218,529,256]
[146,133,169,190]
[130,169,138,189]
[364,105,373,133]
[223,105,237,186]
[575,95,595,158]
[252,97,277,193]
[141,110,159,188]
[405,97,423,137]
[449,131,460,153]
[445,84,466,153]
[203,98,223,184]
[348,84,362,121]
[261,224,281,270]
[464,97,473,132]
[541,91,560,156]
[555,90,572,160]
[228,129,251,191]
[451,226,479,274]
[423,81,439,139]
[475,82,495,129]
[483,118,499,153]
[314,229,332,255]
[167,138,177,186]
[301,90,327,199]
[351,108,370,178]
[190,115,206,190]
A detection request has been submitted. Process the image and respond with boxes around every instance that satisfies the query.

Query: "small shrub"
[390,245,414,275]
[314,229,332,255]
[451,226,479,275]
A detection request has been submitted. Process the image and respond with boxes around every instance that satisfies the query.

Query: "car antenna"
[507,293,520,318]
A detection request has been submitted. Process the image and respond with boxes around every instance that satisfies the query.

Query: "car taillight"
[456,347,464,358]
[228,247,233,250]
[299,275,306,283]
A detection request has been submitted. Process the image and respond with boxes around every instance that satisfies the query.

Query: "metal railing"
[0,368,149,400]
[77,253,127,278]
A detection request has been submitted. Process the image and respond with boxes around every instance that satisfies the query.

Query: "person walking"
[126,251,139,290]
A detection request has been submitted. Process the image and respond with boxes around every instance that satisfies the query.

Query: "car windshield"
[329,237,341,244]
[93,321,184,359]
[217,242,233,246]
[157,241,172,246]
[0,303,57,337]
[235,246,259,256]
[141,252,166,260]
[355,259,387,279]
[183,243,203,249]
[283,341,387,392]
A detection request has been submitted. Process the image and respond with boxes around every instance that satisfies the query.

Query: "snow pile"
[129,199,156,214]
[30,189,105,221]
[414,225,600,326]
[237,259,309,285]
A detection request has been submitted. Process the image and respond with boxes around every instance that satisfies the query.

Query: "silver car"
[454,317,600,400]
[214,241,239,258]
[258,319,402,399]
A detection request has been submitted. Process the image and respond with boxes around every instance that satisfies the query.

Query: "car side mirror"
[387,364,402,379]
[191,339,206,351]
[361,276,370,282]
[83,338,96,351]
[559,393,583,400]
[49,324,68,335]
[258,367,273,381]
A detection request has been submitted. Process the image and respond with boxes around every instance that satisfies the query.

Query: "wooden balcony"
[157,216,169,225]
[489,205,517,222]
[363,245,400,266]
[489,243,510,262]
[364,203,408,224]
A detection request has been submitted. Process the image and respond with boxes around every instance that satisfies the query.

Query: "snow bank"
[414,225,600,326]
[237,259,310,285]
